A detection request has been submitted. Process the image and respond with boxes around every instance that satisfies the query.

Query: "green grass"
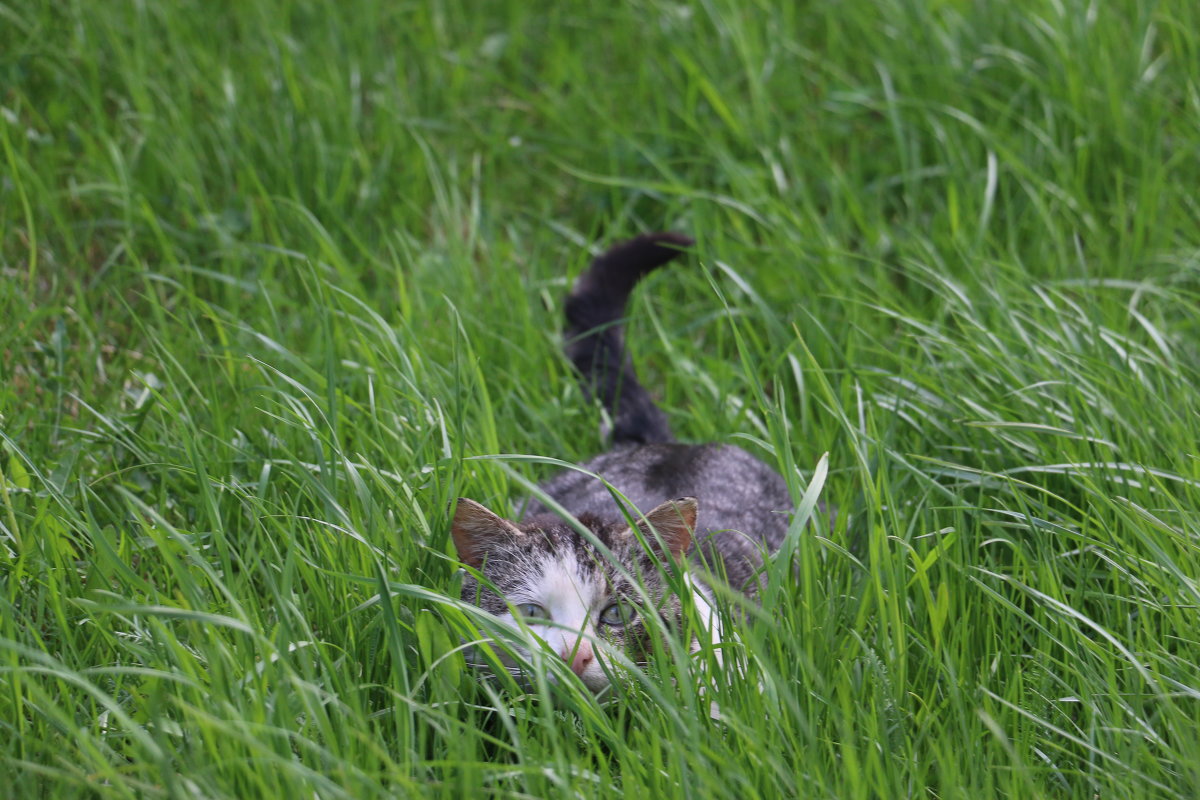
[3,0,1200,796]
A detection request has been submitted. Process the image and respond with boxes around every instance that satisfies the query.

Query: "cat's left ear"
[635,497,697,559]
[451,498,524,569]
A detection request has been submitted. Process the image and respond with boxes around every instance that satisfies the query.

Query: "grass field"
[3,0,1200,797]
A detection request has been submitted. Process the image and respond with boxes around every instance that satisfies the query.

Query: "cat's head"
[450,496,698,692]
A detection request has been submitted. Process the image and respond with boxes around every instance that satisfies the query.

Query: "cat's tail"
[564,232,694,445]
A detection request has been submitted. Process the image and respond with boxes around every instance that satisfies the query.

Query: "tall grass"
[2,0,1199,797]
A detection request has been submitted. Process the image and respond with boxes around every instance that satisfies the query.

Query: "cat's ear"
[635,497,697,559]
[451,498,523,569]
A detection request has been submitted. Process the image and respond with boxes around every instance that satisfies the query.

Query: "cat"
[452,232,793,692]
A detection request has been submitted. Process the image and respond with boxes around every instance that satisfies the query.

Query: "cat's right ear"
[451,498,524,569]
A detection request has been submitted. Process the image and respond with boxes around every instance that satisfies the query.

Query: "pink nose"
[561,641,595,676]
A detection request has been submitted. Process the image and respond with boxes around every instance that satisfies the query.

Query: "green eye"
[514,603,548,621]
[599,600,637,627]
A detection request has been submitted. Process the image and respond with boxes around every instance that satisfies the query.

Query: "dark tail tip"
[571,233,694,309]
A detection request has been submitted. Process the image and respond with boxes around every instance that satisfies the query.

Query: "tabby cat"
[452,233,792,691]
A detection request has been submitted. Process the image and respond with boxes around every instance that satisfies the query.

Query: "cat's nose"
[561,641,595,676]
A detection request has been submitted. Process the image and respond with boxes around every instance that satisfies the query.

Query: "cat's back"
[528,443,786,541]
[525,443,791,591]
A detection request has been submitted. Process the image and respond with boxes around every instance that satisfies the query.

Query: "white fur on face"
[492,551,613,690]
[485,553,725,693]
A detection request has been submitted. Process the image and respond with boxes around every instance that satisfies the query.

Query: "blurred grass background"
[2,1,1199,797]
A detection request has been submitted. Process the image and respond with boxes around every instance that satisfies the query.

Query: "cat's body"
[525,443,789,595]
[453,233,792,691]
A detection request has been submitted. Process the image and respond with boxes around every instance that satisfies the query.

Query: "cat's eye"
[513,602,548,622]
[599,600,637,627]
